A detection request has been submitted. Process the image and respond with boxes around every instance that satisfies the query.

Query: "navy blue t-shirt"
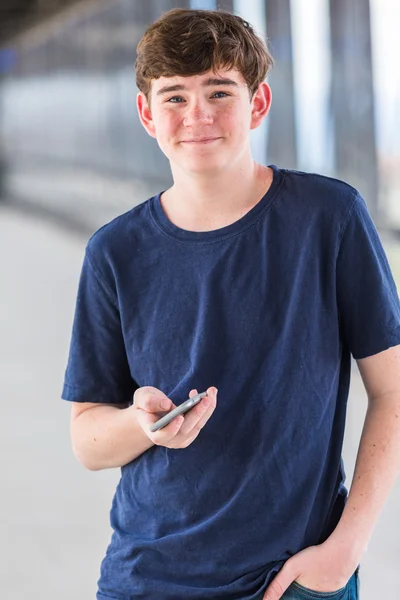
[62,165,400,600]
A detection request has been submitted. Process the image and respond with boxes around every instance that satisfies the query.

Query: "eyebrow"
[156,78,239,96]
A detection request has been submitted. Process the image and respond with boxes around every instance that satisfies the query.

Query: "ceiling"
[0,0,83,45]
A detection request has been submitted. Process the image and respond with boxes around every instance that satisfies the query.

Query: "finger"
[150,413,185,443]
[146,389,198,432]
[181,397,216,438]
[137,408,185,440]
[179,387,217,436]
[192,392,217,430]
[263,565,295,600]
[150,389,200,440]
[154,388,198,438]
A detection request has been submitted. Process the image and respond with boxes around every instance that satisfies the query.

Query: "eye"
[166,96,185,103]
[166,91,230,103]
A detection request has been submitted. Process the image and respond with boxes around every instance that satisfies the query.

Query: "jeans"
[253,568,360,600]
[278,568,360,600]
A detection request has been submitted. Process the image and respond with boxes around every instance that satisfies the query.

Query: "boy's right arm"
[70,386,217,471]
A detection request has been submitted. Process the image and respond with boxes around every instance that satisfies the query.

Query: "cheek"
[217,105,251,135]
[162,111,181,129]
[154,112,178,139]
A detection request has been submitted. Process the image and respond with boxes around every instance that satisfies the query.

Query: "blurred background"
[0,0,399,598]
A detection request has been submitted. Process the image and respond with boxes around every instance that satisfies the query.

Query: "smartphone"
[149,391,208,433]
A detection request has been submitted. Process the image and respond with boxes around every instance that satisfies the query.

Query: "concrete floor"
[1,204,399,599]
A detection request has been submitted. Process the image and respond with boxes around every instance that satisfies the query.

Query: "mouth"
[180,137,221,144]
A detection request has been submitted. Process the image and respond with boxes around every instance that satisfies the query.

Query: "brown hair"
[135,8,274,102]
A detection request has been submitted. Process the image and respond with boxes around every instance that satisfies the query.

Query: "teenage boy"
[62,8,400,600]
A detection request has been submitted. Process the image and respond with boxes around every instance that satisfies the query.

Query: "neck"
[161,158,272,232]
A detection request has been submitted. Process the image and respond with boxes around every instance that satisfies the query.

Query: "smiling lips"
[180,137,221,144]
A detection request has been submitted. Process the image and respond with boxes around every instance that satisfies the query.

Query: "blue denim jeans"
[254,568,360,600]
[279,568,360,600]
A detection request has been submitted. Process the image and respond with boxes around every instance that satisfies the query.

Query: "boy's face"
[137,68,271,177]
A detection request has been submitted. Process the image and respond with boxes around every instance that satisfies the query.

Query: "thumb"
[263,568,295,600]
[134,387,174,413]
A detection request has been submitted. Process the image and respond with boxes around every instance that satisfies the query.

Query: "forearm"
[328,393,400,559]
[71,404,154,470]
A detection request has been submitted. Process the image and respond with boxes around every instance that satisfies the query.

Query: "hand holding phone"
[149,392,208,432]
[133,386,218,450]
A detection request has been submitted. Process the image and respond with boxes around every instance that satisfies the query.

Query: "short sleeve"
[336,192,400,359]
[62,248,138,404]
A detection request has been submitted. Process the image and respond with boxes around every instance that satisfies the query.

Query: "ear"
[137,92,157,139]
[250,82,272,130]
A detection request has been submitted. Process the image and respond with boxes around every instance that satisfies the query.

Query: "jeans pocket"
[286,572,355,600]
[289,583,346,599]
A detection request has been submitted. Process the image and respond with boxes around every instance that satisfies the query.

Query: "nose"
[183,101,213,127]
